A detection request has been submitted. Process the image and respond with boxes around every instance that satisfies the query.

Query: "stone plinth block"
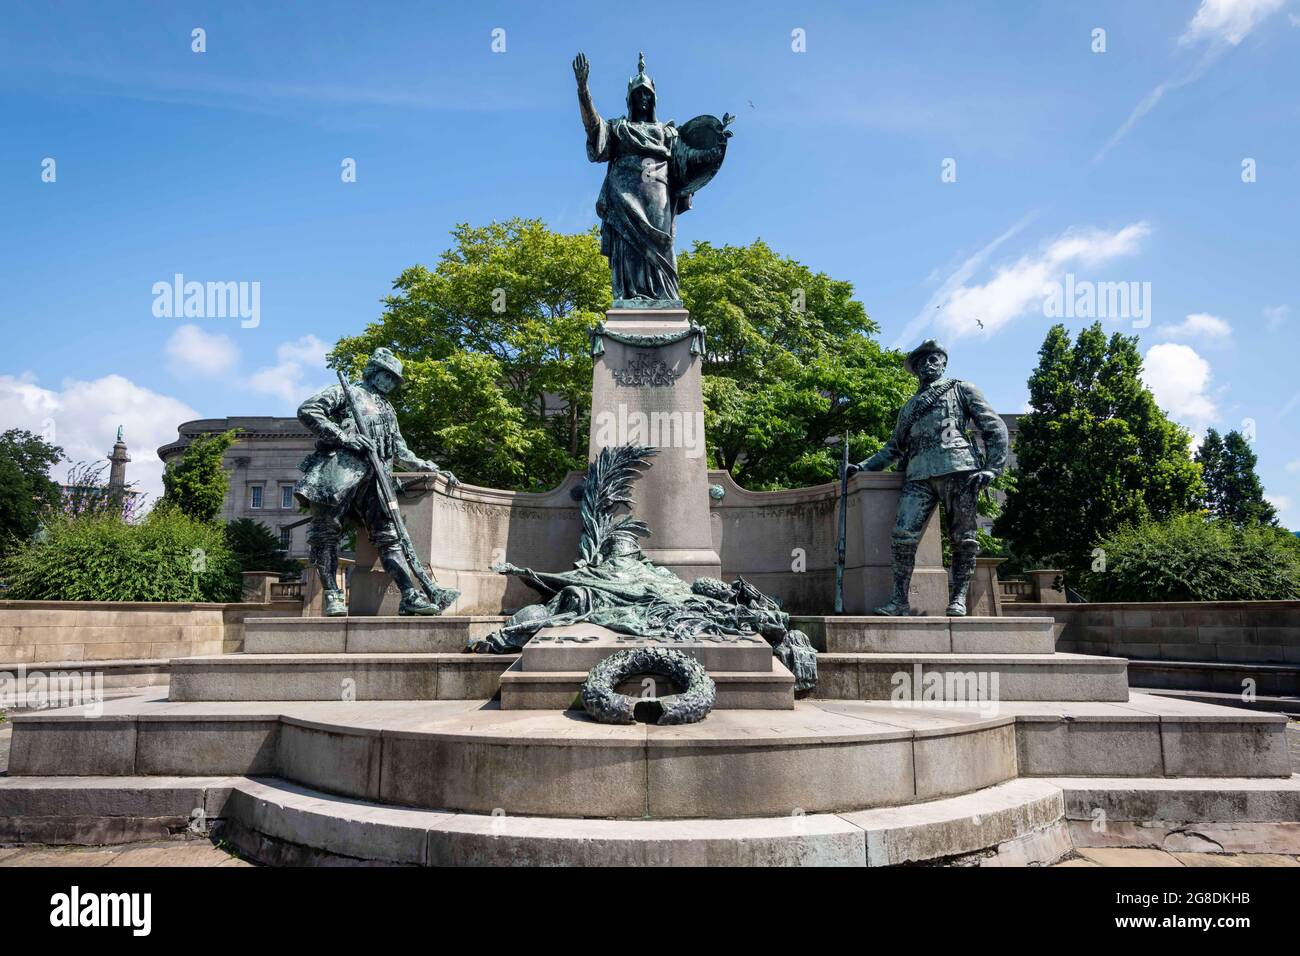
[589,308,719,581]
[520,624,774,673]
[242,615,507,655]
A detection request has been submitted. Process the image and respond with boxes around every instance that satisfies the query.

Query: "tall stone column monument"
[588,310,720,581]
[573,49,732,582]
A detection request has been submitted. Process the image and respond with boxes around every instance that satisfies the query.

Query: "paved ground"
[0,840,253,867]
[1054,849,1300,867]
[1,705,1298,868]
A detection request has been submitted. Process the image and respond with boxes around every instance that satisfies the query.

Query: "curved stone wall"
[352,469,946,616]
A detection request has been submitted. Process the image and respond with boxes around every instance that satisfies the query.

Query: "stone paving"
[0,840,253,867]
[1,705,1297,868]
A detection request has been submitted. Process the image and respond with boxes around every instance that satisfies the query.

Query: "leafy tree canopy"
[161,429,240,522]
[994,323,1203,582]
[1196,427,1277,526]
[0,428,63,554]
[331,219,912,491]
[225,518,302,577]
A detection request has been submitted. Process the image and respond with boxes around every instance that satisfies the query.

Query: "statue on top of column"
[574,51,733,307]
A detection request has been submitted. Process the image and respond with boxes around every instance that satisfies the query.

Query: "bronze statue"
[294,348,460,616]
[848,340,1008,616]
[574,51,732,306]
[469,446,817,692]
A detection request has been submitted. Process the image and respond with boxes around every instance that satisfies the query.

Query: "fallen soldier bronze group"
[468,446,818,692]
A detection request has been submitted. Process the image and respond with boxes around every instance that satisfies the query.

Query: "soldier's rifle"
[335,370,447,608]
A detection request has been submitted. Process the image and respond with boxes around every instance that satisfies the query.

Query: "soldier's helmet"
[364,347,405,384]
[626,51,656,117]
[903,339,948,376]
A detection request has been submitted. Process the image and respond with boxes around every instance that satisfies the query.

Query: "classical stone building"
[158,417,316,560]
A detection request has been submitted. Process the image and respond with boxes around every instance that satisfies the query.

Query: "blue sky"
[1,0,1297,524]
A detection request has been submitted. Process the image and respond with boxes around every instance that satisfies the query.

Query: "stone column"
[588,307,721,582]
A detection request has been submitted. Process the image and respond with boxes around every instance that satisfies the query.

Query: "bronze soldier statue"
[294,348,460,616]
[848,340,1008,616]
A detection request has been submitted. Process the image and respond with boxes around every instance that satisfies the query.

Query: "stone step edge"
[498,667,794,685]
[4,775,1298,864]
[171,653,518,664]
[816,652,1124,664]
[0,775,1065,867]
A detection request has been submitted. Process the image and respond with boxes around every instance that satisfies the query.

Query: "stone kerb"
[0,600,301,665]
[1015,600,1300,665]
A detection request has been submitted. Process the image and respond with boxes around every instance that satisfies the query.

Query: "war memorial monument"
[1,51,1295,867]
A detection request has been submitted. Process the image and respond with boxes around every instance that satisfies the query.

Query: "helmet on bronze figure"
[626,51,656,118]
[363,347,405,384]
[903,339,948,377]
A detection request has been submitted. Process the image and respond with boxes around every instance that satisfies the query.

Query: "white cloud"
[164,323,240,378]
[1096,0,1284,163]
[932,222,1150,340]
[0,373,199,501]
[1267,494,1294,527]
[895,211,1039,348]
[1143,343,1219,428]
[1155,312,1232,340]
[247,334,330,406]
[1264,304,1289,331]
[1285,459,1300,473]
[1180,0,1285,46]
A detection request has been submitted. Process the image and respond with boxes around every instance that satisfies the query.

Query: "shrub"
[0,504,242,602]
[1078,514,1300,602]
[225,518,302,578]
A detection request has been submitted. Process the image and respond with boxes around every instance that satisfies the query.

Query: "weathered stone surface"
[841,778,1066,866]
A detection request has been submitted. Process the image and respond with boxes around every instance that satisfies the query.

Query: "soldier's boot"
[946,543,979,617]
[875,542,918,616]
[315,543,347,617]
[379,547,447,616]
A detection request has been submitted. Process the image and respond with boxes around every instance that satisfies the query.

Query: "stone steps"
[3,772,1296,865]
[791,615,1056,654]
[6,693,1289,821]
[814,652,1130,701]
[4,696,1020,817]
[497,658,796,710]
[169,653,512,701]
[242,616,506,654]
[0,774,1067,866]
[169,649,1127,704]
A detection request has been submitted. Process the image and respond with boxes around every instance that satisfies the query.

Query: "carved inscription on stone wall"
[611,351,679,387]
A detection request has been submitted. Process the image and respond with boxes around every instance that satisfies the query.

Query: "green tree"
[683,240,913,489]
[0,503,242,602]
[225,518,302,577]
[0,428,63,553]
[331,219,607,490]
[332,220,911,491]
[1078,514,1300,601]
[161,430,240,522]
[994,323,1203,584]
[1196,428,1277,526]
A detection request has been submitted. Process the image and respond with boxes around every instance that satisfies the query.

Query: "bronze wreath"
[580,647,716,725]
